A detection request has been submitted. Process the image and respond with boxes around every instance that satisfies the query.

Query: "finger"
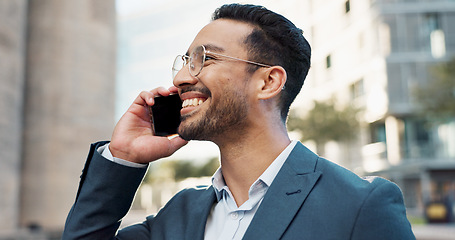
[151,87,172,97]
[168,86,179,94]
[134,91,155,106]
[132,91,152,105]
[147,87,175,106]
[126,91,156,122]
[167,136,188,155]
[137,87,170,107]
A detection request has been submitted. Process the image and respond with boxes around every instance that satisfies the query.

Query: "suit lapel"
[243,143,322,240]
[185,186,217,240]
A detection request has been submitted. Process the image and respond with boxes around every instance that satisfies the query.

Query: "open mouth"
[182,98,206,108]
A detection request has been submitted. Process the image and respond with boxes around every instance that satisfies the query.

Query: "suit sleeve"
[62,142,148,240]
[350,178,416,240]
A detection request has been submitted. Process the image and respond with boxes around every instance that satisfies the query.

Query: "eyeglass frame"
[172,45,272,79]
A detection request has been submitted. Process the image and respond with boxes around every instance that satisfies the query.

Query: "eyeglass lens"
[172,56,183,79]
[172,46,206,79]
[189,46,204,77]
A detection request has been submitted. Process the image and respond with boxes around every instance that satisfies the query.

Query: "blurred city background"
[1,0,454,239]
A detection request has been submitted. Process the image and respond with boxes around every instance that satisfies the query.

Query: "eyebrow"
[204,44,225,53]
[185,44,226,56]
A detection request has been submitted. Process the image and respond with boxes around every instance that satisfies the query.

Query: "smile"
[182,98,206,108]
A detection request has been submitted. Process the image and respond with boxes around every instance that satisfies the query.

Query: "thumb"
[164,136,188,157]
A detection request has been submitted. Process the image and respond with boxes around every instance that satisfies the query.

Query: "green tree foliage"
[287,99,360,154]
[413,58,455,122]
[146,157,220,183]
[173,157,220,180]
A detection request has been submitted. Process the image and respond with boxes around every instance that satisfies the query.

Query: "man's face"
[173,19,256,141]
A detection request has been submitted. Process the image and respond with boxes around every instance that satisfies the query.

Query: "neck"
[214,121,291,206]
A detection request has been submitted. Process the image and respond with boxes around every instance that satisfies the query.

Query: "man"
[63,4,415,239]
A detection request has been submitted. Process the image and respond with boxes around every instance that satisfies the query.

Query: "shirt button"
[231,212,239,220]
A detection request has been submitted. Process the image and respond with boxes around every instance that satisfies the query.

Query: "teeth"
[182,98,205,108]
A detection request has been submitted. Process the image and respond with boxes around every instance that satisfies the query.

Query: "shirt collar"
[257,140,298,187]
[212,168,226,201]
[211,140,298,202]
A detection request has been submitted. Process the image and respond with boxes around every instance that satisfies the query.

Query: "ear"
[257,66,287,100]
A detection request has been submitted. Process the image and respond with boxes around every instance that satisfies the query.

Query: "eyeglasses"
[172,45,272,79]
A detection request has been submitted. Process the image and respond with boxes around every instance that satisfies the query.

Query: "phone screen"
[149,94,182,136]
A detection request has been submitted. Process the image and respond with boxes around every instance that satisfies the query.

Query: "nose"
[173,65,198,88]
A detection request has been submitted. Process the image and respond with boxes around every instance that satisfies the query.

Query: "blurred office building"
[302,0,455,221]
[0,0,116,238]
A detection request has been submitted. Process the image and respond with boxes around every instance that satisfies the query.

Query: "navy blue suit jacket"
[62,141,415,239]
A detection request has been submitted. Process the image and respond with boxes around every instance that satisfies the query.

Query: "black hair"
[212,3,311,121]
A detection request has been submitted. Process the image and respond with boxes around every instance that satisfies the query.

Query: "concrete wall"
[20,0,116,230]
[0,0,116,235]
[0,0,28,233]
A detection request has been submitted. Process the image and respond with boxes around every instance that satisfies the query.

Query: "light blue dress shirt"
[99,140,298,240]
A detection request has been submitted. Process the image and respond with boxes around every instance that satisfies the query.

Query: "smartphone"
[149,94,182,136]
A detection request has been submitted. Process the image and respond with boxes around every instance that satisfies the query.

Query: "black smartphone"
[149,94,182,136]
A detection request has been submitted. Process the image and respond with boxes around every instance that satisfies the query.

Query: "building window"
[370,122,386,144]
[350,79,364,99]
[345,0,351,13]
[326,55,332,69]
[403,118,433,159]
[423,12,446,58]
[425,13,440,32]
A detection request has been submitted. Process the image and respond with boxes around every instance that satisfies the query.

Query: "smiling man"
[62,4,415,240]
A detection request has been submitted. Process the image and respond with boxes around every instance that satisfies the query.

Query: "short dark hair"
[212,4,311,121]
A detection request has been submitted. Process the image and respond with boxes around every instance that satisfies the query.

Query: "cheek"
[199,64,251,97]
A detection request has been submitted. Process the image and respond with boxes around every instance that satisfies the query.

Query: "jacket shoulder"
[310,157,414,239]
[315,156,393,193]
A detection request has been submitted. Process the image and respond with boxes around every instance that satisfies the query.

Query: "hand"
[109,86,188,164]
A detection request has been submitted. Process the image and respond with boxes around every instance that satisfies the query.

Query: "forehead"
[188,19,255,55]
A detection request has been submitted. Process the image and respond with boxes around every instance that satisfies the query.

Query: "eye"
[204,55,216,62]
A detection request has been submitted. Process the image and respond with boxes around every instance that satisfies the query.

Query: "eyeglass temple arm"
[207,51,272,68]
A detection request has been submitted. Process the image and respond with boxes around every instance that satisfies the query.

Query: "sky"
[116,0,163,16]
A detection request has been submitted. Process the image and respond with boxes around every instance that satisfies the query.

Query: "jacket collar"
[243,142,322,240]
[184,185,216,240]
